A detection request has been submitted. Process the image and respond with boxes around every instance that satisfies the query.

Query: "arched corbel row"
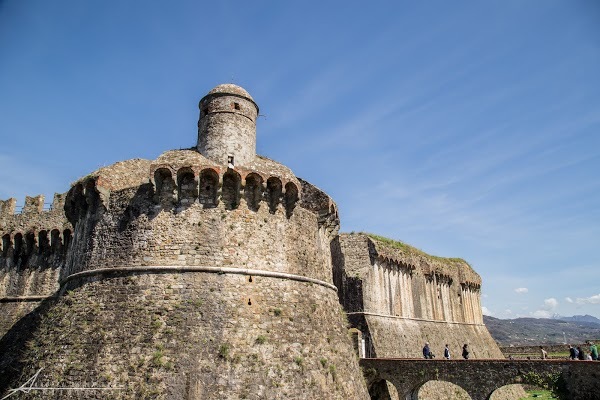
[149,165,301,217]
[0,228,73,266]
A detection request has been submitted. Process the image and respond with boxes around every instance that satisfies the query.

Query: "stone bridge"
[359,358,599,400]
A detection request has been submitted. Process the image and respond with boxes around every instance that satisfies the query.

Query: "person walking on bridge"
[462,344,469,359]
[589,342,598,360]
[540,346,548,359]
[444,344,450,359]
[569,345,577,360]
[423,342,432,359]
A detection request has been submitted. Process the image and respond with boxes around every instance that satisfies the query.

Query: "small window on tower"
[234,102,240,110]
[227,155,234,168]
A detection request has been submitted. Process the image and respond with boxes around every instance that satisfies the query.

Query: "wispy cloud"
[514,288,528,294]
[569,294,600,305]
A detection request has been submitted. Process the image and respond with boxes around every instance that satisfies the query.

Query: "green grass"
[365,233,470,266]
[519,389,557,399]
[255,335,266,345]
[506,351,570,359]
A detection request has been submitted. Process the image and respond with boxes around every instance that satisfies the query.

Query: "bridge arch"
[360,359,592,400]
[368,378,399,400]
[407,380,472,400]
[489,384,527,400]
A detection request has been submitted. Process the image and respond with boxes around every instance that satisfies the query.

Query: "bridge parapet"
[360,358,600,400]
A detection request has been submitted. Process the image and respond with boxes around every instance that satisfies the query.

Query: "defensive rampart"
[0,194,72,337]
[332,233,526,399]
[332,233,498,357]
[0,82,368,399]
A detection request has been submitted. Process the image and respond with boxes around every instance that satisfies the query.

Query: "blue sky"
[1,1,599,320]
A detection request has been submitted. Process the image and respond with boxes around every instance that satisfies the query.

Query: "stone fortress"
[0,84,519,399]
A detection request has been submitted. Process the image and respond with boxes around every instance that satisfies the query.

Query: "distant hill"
[483,315,600,346]
[553,314,600,324]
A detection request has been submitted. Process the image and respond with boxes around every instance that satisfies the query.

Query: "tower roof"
[207,83,254,102]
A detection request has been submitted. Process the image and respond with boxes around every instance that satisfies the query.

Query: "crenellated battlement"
[0,198,17,216]
[0,192,72,277]
[0,193,67,217]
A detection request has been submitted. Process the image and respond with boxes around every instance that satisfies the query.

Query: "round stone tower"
[197,84,258,166]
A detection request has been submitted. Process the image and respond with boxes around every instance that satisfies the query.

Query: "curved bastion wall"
[0,84,370,399]
[332,233,502,359]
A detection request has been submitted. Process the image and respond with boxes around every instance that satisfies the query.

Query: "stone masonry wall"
[0,157,369,399]
[333,233,526,399]
[0,273,369,399]
[0,193,72,337]
[62,180,332,284]
[362,317,503,359]
[333,233,483,326]
[332,234,502,358]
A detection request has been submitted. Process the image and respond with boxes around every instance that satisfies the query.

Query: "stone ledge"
[347,311,486,326]
[0,295,56,303]
[60,265,338,291]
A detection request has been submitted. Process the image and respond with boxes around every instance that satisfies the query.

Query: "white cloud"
[573,294,600,305]
[531,297,558,319]
[544,298,558,309]
[504,309,513,314]
[482,306,493,316]
[565,297,573,303]
[532,310,552,318]
[514,287,528,294]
